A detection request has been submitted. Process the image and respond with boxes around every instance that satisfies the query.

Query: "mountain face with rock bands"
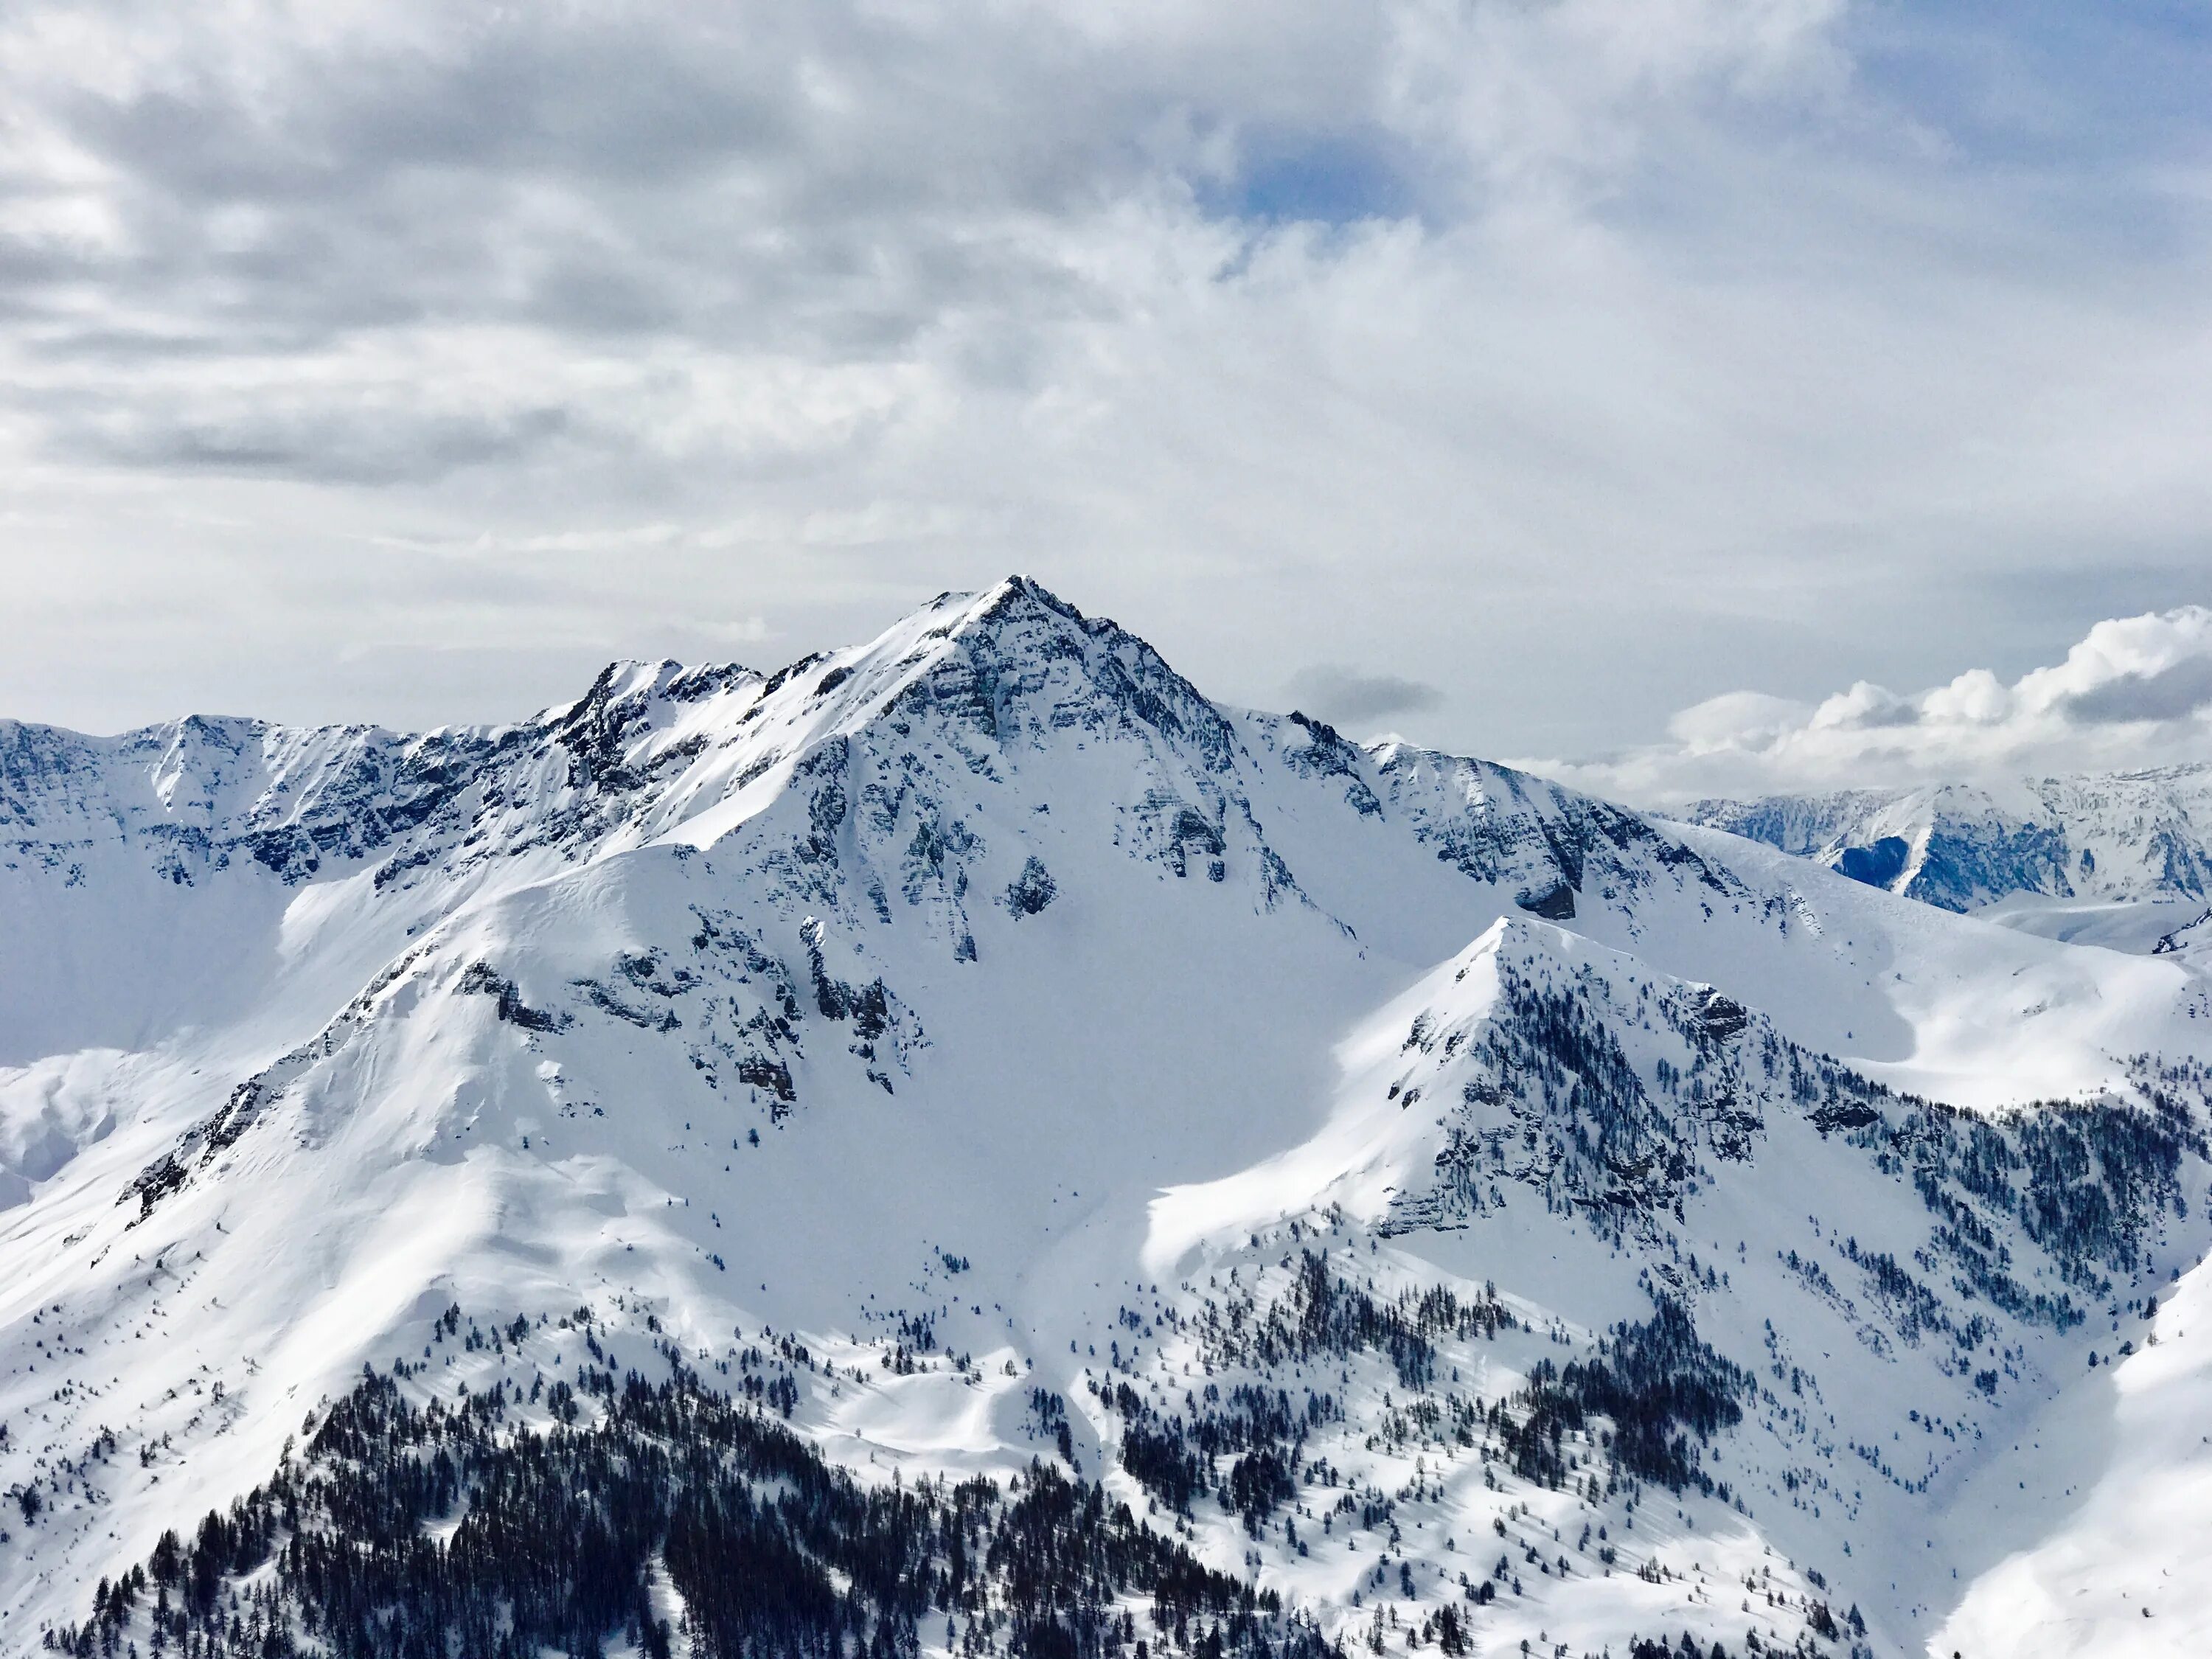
[7,579,2212,1659]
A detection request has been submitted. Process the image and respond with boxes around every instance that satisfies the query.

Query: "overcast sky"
[3,0,2209,801]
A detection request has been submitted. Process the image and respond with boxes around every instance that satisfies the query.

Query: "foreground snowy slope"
[6,578,2212,1659]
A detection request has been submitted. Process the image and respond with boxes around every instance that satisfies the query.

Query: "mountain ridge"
[6,578,2212,1659]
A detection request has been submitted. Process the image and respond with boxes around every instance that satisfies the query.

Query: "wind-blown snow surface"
[6,578,2212,1657]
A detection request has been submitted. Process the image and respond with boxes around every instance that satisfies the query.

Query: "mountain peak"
[892,574,1134,681]
[724,572,1239,779]
[925,572,1073,627]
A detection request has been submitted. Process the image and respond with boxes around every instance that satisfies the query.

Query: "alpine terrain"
[7,578,2212,1659]
[1685,776,2212,919]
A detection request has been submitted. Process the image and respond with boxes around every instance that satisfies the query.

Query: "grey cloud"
[47,402,574,487]
[13,20,986,361]
[1820,686,1923,730]
[0,0,1925,498]
[2061,655,2212,725]
[58,24,802,198]
[1284,664,1444,726]
[2,6,1231,499]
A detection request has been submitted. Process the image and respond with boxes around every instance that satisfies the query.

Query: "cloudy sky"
[3,0,2209,801]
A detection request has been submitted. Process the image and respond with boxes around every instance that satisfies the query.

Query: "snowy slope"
[1684,769,2212,914]
[7,578,2212,1659]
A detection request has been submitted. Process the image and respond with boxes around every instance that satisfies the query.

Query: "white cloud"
[1666,690,1815,750]
[1523,606,2212,804]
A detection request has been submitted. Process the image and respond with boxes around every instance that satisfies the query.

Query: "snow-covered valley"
[7,579,2212,1658]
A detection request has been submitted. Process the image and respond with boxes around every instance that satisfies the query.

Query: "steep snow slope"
[1685,770,2212,914]
[6,579,2212,1659]
[1975,894,2212,963]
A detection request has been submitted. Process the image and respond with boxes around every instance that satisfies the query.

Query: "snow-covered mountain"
[7,578,2212,1659]
[1683,770,2212,914]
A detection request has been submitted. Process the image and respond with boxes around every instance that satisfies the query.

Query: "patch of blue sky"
[1844,0,2212,168]
[1199,129,1423,229]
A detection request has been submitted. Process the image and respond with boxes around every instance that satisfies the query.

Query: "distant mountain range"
[1683,768,2212,913]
